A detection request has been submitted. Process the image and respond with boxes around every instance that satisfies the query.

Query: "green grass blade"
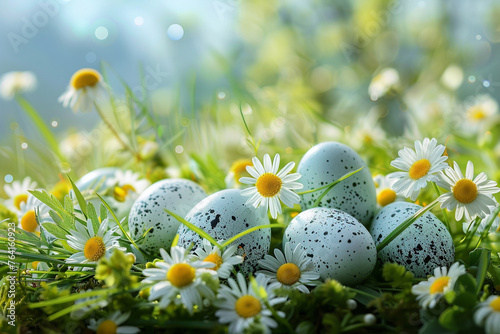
[220,224,284,248]
[376,198,440,252]
[15,96,63,161]
[96,193,147,257]
[164,209,221,248]
[67,174,87,219]
[297,167,364,196]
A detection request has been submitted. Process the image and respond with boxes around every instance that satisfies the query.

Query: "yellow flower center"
[490,297,500,312]
[167,263,196,288]
[113,184,136,202]
[204,253,223,271]
[377,189,397,207]
[409,159,431,180]
[235,295,262,318]
[229,159,252,184]
[468,106,487,121]
[70,68,101,90]
[96,320,118,334]
[452,179,478,204]
[429,276,450,294]
[256,173,282,197]
[83,236,106,262]
[276,263,301,285]
[21,210,38,232]
[14,194,28,210]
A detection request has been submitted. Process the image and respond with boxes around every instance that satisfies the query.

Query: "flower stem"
[432,183,450,232]
[93,102,139,158]
[264,300,295,333]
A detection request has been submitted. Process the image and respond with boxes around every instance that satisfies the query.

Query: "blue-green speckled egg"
[370,202,454,278]
[298,142,376,226]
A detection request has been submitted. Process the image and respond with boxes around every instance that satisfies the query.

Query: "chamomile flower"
[474,295,500,334]
[190,239,244,279]
[215,273,286,334]
[368,68,400,101]
[437,161,499,221]
[59,68,107,113]
[143,246,217,313]
[388,138,448,201]
[462,206,500,235]
[256,243,319,293]
[108,170,150,203]
[4,176,37,211]
[88,311,140,334]
[465,95,498,125]
[346,110,386,150]
[0,71,37,100]
[411,262,466,309]
[65,218,123,269]
[225,159,253,189]
[239,154,303,219]
[17,195,49,234]
[373,174,404,207]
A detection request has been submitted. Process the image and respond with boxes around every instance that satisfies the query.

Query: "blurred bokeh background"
[1,0,500,190]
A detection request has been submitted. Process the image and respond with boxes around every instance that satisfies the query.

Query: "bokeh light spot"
[167,24,184,41]
[95,26,109,40]
[175,145,184,154]
[86,52,97,63]
[4,174,13,183]
[135,17,144,26]
[21,143,28,149]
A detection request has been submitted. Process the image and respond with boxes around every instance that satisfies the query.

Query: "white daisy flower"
[58,68,107,113]
[256,243,319,293]
[225,159,253,189]
[474,295,500,334]
[373,174,404,208]
[346,110,386,150]
[437,161,499,221]
[411,262,466,309]
[462,206,500,235]
[142,246,217,313]
[0,71,37,100]
[17,195,49,234]
[108,170,150,203]
[189,239,244,279]
[215,273,287,334]
[88,311,140,334]
[388,138,448,201]
[368,68,400,101]
[65,218,123,269]
[239,154,303,219]
[4,176,37,211]
[465,95,498,124]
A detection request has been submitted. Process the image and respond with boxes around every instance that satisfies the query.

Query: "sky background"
[0,0,237,142]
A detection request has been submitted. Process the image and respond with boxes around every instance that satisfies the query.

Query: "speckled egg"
[128,179,207,256]
[298,142,376,226]
[177,189,271,274]
[283,208,376,286]
[370,202,454,278]
[75,167,119,192]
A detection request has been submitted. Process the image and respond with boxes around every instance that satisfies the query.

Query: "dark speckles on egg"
[177,189,271,275]
[284,207,376,286]
[128,179,207,258]
[370,202,454,278]
[297,142,376,226]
